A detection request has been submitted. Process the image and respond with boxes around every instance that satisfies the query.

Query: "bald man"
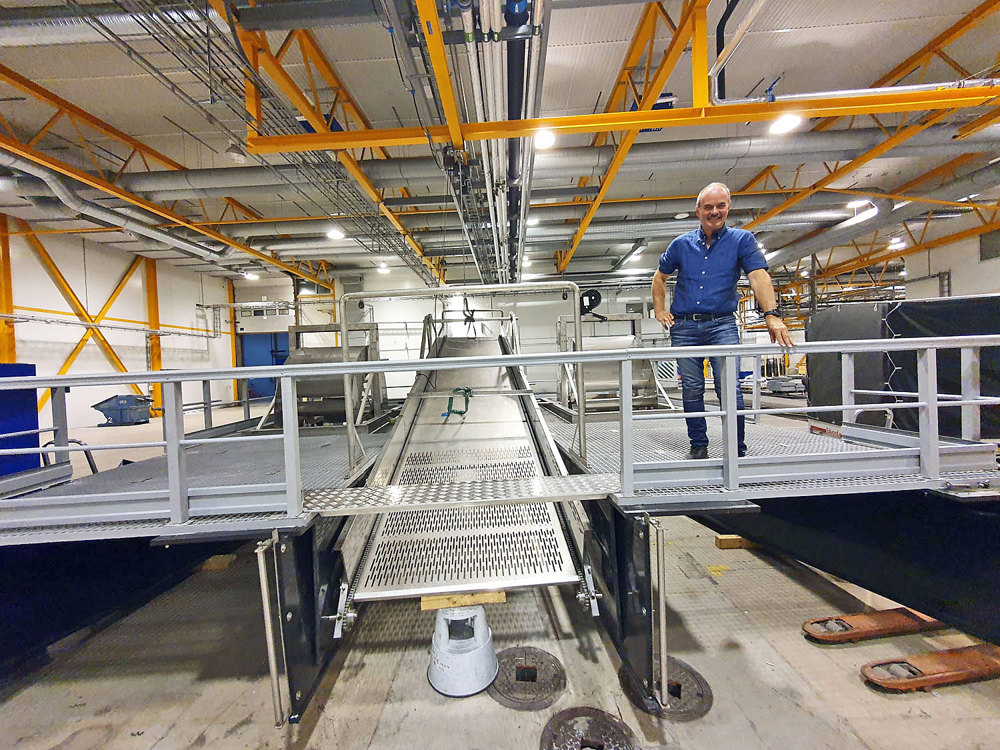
[652,182,792,460]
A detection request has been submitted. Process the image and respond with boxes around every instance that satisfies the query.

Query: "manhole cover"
[619,657,713,721]
[488,646,566,710]
[539,707,637,750]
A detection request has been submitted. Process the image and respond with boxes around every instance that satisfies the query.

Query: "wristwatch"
[763,309,782,318]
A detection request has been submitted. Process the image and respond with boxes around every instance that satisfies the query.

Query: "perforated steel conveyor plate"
[353,503,581,601]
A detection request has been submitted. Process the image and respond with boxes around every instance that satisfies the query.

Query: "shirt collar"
[697,224,728,243]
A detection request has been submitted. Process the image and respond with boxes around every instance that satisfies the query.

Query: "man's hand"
[655,309,674,329]
[766,315,794,347]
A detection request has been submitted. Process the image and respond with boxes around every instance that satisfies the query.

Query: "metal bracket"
[325,581,356,639]
[576,564,602,617]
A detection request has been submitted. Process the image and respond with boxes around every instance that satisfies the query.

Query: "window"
[980,229,1000,262]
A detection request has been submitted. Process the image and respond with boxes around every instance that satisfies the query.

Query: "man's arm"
[747,268,794,347]
[652,270,674,329]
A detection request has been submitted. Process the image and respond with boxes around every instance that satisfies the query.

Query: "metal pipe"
[711,0,769,99]
[255,539,285,727]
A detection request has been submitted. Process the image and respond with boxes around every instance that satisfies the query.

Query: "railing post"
[841,352,856,424]
[163,381,189,523]
[751,354,762,424]
[241,378,251,420]
[619,359,633,497]
[202,379,213,429]
[961,347,981,441]
[281,377,302,515]
[917,348,940,479]
[50,386,69,454]
[721,355,739,490]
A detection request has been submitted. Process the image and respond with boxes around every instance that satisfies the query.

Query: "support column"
[228,279,239,405]
[145,258,162,415]
[0,215,15,363]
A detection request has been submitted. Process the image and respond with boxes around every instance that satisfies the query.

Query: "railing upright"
[961,347,981,441]
[202,379,213,429]
[751,354,762,424]
[280,377,302,515]
[917,348,940,479]
[841,352,856,425]
[162,381,189,523]
[721,355,739,490]
[50,386,69,459]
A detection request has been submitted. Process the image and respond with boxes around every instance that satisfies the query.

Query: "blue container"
[92,394,153,426]
[0,363,40,477]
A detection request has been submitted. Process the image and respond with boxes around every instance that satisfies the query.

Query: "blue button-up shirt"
[658,225,767,315]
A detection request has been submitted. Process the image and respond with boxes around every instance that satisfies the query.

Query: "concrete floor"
[3,513,999,750]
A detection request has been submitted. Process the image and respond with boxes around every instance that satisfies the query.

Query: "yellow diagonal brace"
[37,256,142,409]
[954,104,1000,139]
[18,220,143,399]
[0,133,335,291]
[743,108,954,231]
[558,0,708,273]
[415,0,465,150]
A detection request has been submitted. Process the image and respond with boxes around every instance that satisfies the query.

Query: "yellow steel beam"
[0,214,14,363]
[0,133,337,291]
[145,258,162,415]
[19,220,143,398]
[954,104,1000,139]
[690,1,709,109]
[247,83,1000,154]
[415,0,465,150]
[893,153,981,193]
[743,108,955,231]
[37,257,142,409]
[559,0,705,273]
[215,7,441,283]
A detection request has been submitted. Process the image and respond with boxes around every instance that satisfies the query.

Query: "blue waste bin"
[92,395,153,426]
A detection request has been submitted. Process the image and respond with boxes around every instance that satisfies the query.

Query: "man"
[651,182,793,459]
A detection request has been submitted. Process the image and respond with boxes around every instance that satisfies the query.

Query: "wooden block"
[715,534,759,550]
[420,591,506,611]
[198,553,238,571]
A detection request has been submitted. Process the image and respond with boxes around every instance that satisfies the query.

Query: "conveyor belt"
[350,337,582,601]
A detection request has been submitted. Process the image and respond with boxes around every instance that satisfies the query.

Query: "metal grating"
[353,503,580,601]
[404,445,535,466]
[304,474,620,515]
[397,460,538,484]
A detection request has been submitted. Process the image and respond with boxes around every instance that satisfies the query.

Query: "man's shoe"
[738,447,747,458]
[687,445,709,460]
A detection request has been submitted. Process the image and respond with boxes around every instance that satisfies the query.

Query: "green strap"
[441,386,473,417]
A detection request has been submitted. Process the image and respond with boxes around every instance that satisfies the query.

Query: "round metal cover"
[487,646,566,710]
[539,707,637,750]
[619,658,713,722]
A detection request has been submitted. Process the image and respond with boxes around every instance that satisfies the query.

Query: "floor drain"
[539,707,637,750]
[619,657,713,721]
[488,646,566,710]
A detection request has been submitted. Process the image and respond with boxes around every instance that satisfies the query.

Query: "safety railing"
[0,334,997,531]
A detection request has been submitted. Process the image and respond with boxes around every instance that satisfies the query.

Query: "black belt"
[673,312,733,321]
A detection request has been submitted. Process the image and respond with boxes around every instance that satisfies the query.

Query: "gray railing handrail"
[1,334,998,391]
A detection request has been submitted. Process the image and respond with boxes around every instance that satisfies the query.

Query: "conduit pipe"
[0,156,228,260]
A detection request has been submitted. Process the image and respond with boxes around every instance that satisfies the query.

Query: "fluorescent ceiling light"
[847,199,870,209]
[534,129,556,149]
[242,271,259,280]
[526,216,539,226]
[326,226,345,240]
[523,259,532,267]
[769,113,803,134]
[377,262,390,274]
[673,212,689,220]
[799,270,809,277]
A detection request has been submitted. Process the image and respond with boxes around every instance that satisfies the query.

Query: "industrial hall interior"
[2,0,1000,748]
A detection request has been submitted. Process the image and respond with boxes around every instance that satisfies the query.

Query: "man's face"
[695,188,730,236]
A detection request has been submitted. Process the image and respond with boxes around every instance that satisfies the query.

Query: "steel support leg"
[620,359,634,497]
[721,355,739,490]
[280,377,302,515]
[255,539,285,727]
[960,347,981,441]
[163,381,189,523]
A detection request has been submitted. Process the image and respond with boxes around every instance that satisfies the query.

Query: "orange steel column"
[0,215,15,363]
[145,258,163,415]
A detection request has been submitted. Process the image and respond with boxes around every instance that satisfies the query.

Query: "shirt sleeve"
[658,242,678,274]
[738,231,768,275]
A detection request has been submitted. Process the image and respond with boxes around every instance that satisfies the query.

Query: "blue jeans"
[670,315,746,451]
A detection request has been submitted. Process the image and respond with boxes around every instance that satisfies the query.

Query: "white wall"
[904,229,1000,299]
[8,233,233,428]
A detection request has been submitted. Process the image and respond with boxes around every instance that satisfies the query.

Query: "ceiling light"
[673,212,689,220]
[377,262,390,274]
[523,259,532,267]
[844,286,854,292]
[800,270,809,277]
[769,113,803,134]
[847,199,870,209]
[224,141,247,164]
[527,216,539,226]
[242,271,259,280]
[326,226,345,240]
[534,129,556,149]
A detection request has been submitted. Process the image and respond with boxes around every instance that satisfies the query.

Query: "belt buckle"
[692,313,705,321]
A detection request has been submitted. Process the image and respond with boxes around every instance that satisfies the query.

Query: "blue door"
[241,332,289,398]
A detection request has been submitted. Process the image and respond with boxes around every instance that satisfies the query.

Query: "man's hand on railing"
[766,315,794,347]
